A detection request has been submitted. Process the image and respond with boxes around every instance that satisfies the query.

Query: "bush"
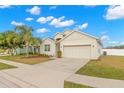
[103,51,107,56]
[39,54,49,57]
[19,53,26,55]
[57,51,62,58]
[29,52,33,55]
[0,49,5,53]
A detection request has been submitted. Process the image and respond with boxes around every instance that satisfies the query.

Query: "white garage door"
[63,45,91,59]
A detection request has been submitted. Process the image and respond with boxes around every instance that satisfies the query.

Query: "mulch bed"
[22,56,49,59]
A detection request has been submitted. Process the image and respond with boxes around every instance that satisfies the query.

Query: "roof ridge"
[59,30,99,43]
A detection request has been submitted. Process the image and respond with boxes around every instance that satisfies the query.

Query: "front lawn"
[0,55,50,65]
[64,81,93,88]
[0,62,16,70]
[76,56,124,80]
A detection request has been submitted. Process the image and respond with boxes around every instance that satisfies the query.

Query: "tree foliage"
[0,25,42,56]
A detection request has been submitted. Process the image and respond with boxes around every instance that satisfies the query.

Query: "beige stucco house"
[40,30,102,59]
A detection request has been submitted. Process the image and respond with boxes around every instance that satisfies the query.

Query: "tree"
[15,25,33,57]
[0,25,42,56]
[31,37,42,46]
[0,33,5,49]
[0,31,20,55]
[30,37,42,54]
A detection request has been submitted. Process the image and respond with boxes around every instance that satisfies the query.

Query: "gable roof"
[42,38,55,43]
[59,30,99,42]
[63,29,71,33]
[54,32,63,37]
[54,29,72,37]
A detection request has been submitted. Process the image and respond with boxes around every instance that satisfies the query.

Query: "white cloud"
[25,17,34,21]
[37,16,54,24]
[26,6,41,15]
[100,35,110,47]
[49,16,74,28]
[107,41,124,46]
[100,31,108,34]
[55,20,74,28]
[100,35,110,41]
[50,16,65,25]
[119,42,124,45]
[11,21,24,26]
[36,28,48,33]
[108,41,119,44]
[77,22,88,30]
[47,16,54,21]
[49,6,57,10]
[0,5,11,9]
[105,5,124,20]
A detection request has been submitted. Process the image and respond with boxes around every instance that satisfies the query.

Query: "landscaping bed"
[64,81,93,88]
[0,62,16,70]
[0,55,51,65]
[76,56,124,80]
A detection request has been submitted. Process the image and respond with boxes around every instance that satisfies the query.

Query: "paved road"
[0,58,89,88]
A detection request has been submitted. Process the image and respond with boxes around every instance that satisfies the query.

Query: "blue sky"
[0,5,124,47]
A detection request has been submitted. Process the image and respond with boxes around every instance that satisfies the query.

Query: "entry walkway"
[0,59,31,68]
[66,74,124,88]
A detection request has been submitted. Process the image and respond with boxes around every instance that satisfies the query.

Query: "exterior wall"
[94,40,102,58]
[60,31,101,59]
[54,33,63,40]
[102,49,124,56]
[40,39,56,56]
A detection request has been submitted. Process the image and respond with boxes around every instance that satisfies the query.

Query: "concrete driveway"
[36,58,89,73]
[1,58,89,88]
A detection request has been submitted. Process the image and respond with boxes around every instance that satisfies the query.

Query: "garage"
[63,45,91,59]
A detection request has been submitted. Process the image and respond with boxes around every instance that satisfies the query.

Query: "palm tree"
[31,37,42,46]
[15,25,33,57]
[4,31,20,55]
[0,31,18,55]
[30,37,42,54]
[0,33,5,49]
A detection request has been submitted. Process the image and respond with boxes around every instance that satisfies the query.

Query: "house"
[102,49,124,56]
[40,38,56,56]
[40,30,102,59]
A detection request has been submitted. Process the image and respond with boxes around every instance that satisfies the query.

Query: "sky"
[0,5,124,47]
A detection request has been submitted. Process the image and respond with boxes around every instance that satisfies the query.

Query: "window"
[63,34,66,37]
[44,44,50,51]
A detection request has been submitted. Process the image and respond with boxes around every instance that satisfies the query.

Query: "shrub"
[0,49,5,53]
[39,54,49,57]
[29,52,33,55]
[103,51,107,56]
[19,53,26,55]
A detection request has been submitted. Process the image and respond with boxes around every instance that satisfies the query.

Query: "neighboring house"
[40,38,56,56]
[102,49,124,56]
[41,30,102,59]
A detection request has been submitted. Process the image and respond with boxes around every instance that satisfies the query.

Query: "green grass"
[0,49,5,53]
[76,56,124,80]
[64,81,93,88]
[0,55,50,65]
[0,62,16,70]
